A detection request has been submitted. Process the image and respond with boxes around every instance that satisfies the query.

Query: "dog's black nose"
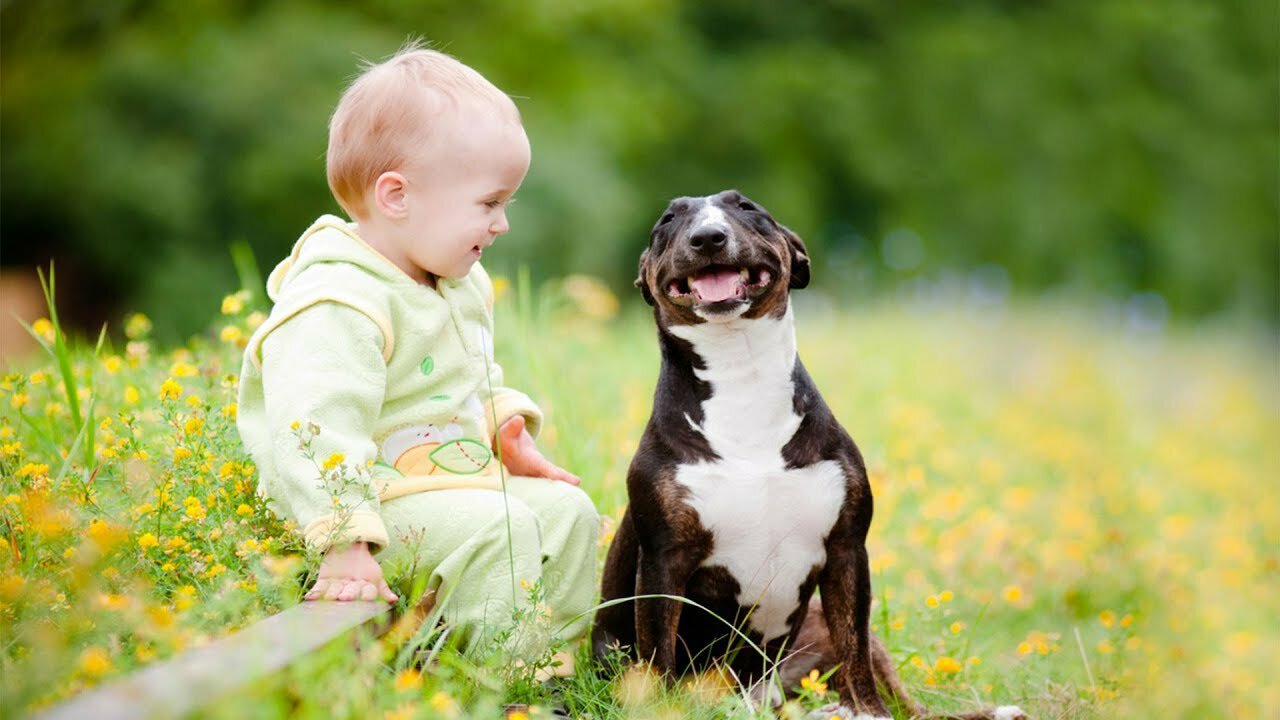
[689,226,728,256]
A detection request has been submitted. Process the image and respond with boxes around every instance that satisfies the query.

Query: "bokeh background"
[2,3,1279,718]
[2,0,1276,345]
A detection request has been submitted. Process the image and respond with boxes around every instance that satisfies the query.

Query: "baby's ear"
[373,171,408,219]
[783,227,810,289]
[635,248,655,306]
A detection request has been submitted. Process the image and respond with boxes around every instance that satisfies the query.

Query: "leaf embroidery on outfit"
[429,438,492,475]
[419,356,434,376]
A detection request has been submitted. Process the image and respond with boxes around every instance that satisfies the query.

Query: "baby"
[237,44,598,654]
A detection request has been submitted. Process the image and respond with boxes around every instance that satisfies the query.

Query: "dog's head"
[636,190,809,324]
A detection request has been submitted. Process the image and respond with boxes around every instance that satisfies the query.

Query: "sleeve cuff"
[488,388,544,439]
[302,510,390,554]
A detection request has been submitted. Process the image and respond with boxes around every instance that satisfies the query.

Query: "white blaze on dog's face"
[635,190,810,324]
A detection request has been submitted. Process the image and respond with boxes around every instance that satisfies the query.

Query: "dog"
[592,190,1026,720]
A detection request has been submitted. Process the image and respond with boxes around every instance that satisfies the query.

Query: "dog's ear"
[635,248,655,306]
[784,227,811,289]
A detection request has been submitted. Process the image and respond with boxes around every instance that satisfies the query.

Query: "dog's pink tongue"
[689,269,743,302]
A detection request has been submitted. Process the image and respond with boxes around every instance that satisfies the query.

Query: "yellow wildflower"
[88,519,126,551]
[246,311,266,329]
[1099,610,1116,628]
[222,402,238,420]
[221,292,247,315]
[204,563,227,579]
[175,585,197,611]
[96,593,130,611]
[934,656,963,674]
[170,362,198,378]
[429,692,455,711]
[1,441,21,458]
[78,647,113,678]
[172,447,192,463]
[9,392,29,410]
[29,371,47,384]
[800,668,827,694]
[124,313,152,339]
[925,595,940,608]
[124,385,141,404]
[939,590,954,603]
[561,274,619,321]
[1097,640,1115,654]
[220,325,244,344]
[950,622,966,634]
[322,452,345,471]
[159,378,182,401]
[138,533,160,550]
[102,356,123,374]
[183,416,204,436]
[393,668,422,692]
[16,462,50,478]
[1002,585,1024,604]
[0,574,26,600]
[235,503,253,517]
[32,318,55,342]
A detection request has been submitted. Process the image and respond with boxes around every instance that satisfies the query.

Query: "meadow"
[1,273,1276,719]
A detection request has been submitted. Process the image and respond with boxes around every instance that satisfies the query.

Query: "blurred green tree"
[2,0,1275,338]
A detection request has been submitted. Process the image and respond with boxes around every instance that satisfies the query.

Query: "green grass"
[2,276,1276,719]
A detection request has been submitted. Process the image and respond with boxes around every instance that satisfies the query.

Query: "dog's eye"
[738,201,758,212]
[658,212,676,225]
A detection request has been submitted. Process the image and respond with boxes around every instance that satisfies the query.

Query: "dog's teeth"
[739,268,749,282]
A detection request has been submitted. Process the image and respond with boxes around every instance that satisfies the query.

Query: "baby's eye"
[484,200,502,209]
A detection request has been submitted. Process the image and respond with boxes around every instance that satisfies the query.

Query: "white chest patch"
[668,306,846,642]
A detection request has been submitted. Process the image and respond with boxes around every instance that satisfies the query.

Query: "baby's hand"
[305,541,399,603]
[496,415,581,485]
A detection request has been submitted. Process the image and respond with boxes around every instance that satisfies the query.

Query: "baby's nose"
[490,212,509,235]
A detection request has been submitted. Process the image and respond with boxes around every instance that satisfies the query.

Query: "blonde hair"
[326,41,519,219]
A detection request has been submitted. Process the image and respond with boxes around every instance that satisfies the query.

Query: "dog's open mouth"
[666,264,772,305]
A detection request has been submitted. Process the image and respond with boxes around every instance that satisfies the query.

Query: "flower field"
[2,275,1276,719]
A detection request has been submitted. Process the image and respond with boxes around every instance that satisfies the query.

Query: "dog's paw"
[994,706,1029,720]
[745,678,784,709]
[805,702,890,720]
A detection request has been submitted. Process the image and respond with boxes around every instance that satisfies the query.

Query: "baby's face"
[395,102,531,281]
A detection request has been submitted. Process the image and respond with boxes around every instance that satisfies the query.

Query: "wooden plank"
[34,600,394,720]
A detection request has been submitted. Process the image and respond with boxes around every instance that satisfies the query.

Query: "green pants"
[378,476,599,655]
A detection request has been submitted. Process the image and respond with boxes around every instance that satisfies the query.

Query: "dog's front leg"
[635,544,701,674]
[818,514,890,718]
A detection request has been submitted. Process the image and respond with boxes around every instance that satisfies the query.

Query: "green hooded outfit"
[237,215,598,651]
